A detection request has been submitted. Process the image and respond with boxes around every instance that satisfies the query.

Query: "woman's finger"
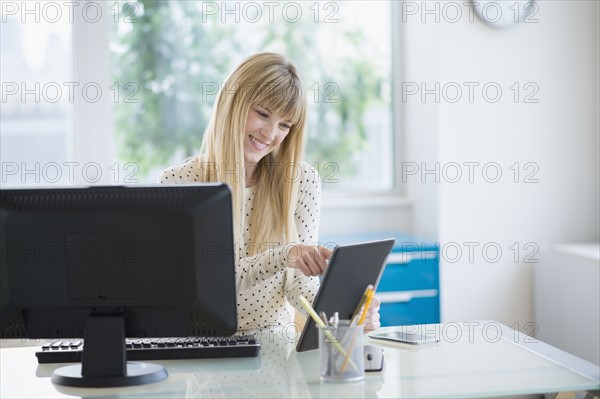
[320,246,333,262]
[303,250,327,275]
[363,296,381,332]
[300,253,318,275]
[370,296,381,307]
[299,258,318,276]
[364,320,381,332]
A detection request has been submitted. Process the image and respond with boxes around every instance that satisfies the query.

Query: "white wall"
[400,0,600,326]
[320,1,599,330]
[400,4,441,241]
[320,199,413,238]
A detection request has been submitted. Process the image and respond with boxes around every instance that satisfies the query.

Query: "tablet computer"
[369,330,440,345]
[295,238,395,352]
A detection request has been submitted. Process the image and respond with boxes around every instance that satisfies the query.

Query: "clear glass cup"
[318,321,365,382]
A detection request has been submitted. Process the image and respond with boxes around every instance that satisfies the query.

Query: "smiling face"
[243,104,292,165]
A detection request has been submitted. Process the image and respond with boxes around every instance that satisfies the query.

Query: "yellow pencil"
[339,331,359,374]
[298,296,328,330]
[298,296,358,371]
[340,288,375,374]
[357,288,375,326]
[350,284,373,324]
[342,285,373,347]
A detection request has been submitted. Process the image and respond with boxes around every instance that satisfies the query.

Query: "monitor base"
[52,362,168,387]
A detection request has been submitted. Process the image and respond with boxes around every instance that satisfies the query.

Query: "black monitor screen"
[0,185,237,387]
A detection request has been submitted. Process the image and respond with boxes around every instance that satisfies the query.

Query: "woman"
[159,53,380,334]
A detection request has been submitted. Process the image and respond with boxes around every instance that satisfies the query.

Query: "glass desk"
[1,321,598,398]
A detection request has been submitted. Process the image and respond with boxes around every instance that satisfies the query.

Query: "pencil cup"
[318,321,365,382]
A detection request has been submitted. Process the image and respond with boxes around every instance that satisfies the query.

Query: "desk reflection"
[182,328,383,398]
[183,328,307,398]
[37,327,384,398]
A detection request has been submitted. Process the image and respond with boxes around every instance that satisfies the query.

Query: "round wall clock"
[472,1,538,28]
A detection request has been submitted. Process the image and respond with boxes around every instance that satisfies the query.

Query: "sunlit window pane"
[1,8,73,186]
[109,0,392,191]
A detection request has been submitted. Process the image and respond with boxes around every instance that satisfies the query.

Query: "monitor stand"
[51,312,168,387]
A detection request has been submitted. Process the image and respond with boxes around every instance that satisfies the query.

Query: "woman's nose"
[261,124,277,141]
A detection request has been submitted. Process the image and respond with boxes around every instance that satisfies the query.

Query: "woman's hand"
[362,296,381,332]
[285,244,332,277]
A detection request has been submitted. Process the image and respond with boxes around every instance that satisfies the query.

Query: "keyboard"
[35,335,260,364]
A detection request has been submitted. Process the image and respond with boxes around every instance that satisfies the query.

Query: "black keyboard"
[35,335,260,364]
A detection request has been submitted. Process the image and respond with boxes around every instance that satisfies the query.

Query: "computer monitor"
[0,185,237,387]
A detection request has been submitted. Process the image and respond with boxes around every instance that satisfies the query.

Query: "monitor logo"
[65,233,137,300]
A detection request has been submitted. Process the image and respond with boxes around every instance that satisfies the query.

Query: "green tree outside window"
[111,0,390,187]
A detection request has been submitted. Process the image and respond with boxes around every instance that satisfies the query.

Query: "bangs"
[250,74,306,125]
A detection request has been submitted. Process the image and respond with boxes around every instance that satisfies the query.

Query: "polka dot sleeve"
[235,246,290,293]
[283,162,322,316]
[232,162,322,298]
[157,160,200,184]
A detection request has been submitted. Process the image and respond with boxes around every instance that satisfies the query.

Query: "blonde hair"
[198,52,307,254]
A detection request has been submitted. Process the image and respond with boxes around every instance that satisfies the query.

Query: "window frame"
[321,0,407,208]
[72,1,114,185]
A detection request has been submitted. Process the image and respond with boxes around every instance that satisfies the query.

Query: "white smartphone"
[369,331,439,345]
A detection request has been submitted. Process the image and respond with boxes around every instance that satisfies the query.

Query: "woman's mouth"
[249,135,268,151]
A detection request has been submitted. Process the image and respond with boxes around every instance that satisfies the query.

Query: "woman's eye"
[280,124,291,130]
[256,110,268,118]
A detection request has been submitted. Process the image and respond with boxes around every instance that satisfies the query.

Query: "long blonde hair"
[198,53,307,254]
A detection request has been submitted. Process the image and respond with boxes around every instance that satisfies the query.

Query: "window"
[1,5,73,186]
[110,0,393,191]
[1,1,394,192]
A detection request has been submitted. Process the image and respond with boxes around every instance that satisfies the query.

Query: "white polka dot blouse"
[158,159,322,332]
